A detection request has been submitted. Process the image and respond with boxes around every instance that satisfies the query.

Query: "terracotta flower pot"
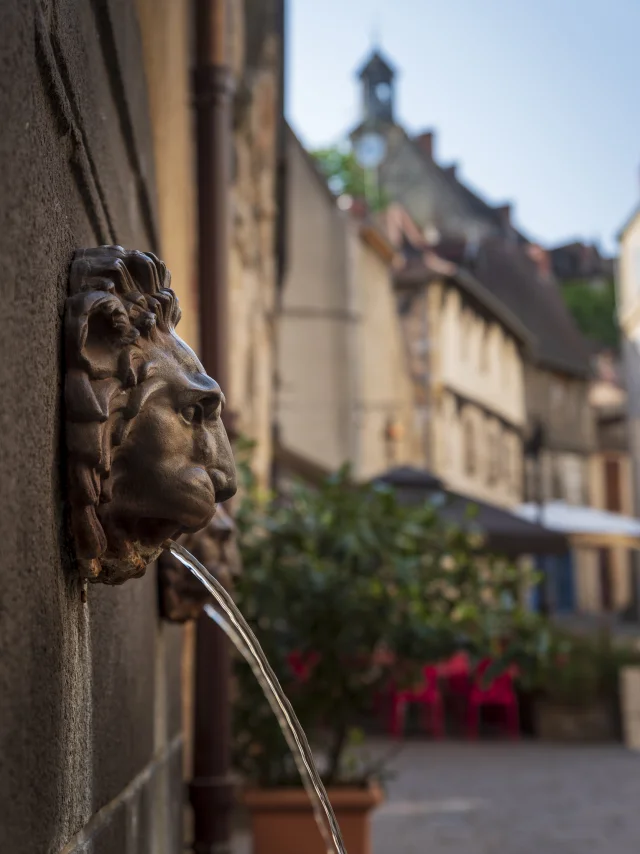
[242,783,384,854]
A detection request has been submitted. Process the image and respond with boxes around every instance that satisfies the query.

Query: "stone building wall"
[228,0,285,485]
[0,2,184,852]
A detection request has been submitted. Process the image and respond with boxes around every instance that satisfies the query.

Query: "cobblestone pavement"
[232,739,640,854]
[370,740,640,854]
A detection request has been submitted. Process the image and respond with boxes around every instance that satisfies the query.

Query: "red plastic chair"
[438,652,472,733]
[388,665,445,739]
[438,652,471,694]
[466,658,519,740]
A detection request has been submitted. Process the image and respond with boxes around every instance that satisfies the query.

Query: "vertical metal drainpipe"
[191,0,235,851]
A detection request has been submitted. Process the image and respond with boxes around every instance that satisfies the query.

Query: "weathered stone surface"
[0,2,184,852]
[228,5,283,486]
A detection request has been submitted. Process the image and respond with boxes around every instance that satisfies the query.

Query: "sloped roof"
[407,129,532,245]
[433,154,505,231]
[356,49,396,80]
[375,475,568,555]
[395,252,533,349]
[470,238,592,377]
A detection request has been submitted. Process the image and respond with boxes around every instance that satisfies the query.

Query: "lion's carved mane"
[65,245,183,583]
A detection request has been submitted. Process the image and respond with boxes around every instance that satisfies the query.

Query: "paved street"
[233,740,640,854]
[370,740,640,854]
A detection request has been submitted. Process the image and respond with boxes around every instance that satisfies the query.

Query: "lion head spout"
[65,245,237,585]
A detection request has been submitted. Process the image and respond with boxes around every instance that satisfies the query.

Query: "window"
[441,398,454,468]
[500,432,512,485]
[598,548,614,611]
[460,310,471,360]
[502,338,511,387]
[463,417,476,475]
[510,440,522,497]
[375,82,391,102]
[487,423,500,486]
[413,337,429,356]
[479,326,490,373]
[397,293,413,315]
[562,455,584,505]
[550,378,565,408]
[604,457,622,513]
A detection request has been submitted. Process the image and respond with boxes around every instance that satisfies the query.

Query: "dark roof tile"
[472,238,592,376]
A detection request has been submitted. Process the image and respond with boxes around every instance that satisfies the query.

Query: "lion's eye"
[202,396,221,421]
[181,405,197,424]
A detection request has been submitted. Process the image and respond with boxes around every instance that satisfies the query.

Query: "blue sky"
[286,0,640,253]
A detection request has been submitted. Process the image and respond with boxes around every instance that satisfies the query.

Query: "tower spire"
[356,48,396,125]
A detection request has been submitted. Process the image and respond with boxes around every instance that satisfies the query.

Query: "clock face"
[354,132,387,169]
[376,82,391,103]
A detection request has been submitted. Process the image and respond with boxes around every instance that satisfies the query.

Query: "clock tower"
[356,49,396,125]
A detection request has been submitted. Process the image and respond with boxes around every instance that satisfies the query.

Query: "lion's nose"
[208,467,237,504]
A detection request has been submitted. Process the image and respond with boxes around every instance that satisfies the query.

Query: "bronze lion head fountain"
[65,245,237,585]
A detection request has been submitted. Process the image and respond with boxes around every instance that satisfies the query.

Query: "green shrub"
[232,454,549,787]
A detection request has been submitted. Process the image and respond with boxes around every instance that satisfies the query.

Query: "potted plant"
[232,461,545,854]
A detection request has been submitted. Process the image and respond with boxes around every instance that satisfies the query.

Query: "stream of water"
[164,539,348,854]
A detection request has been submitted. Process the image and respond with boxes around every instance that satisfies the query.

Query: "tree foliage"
[561,278,619,350]
[311,145,388,212]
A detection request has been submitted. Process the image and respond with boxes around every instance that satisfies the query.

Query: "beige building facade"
[618,207,640,519]
[432,284,526,507]
[384,205,529,508]
[278,130,420,481]
[398,264,527,508]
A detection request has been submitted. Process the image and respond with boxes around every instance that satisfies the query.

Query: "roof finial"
[371,0,381,50]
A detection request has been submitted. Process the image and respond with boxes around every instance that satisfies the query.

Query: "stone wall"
[228,0,285,485]
[0,2,184,852]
